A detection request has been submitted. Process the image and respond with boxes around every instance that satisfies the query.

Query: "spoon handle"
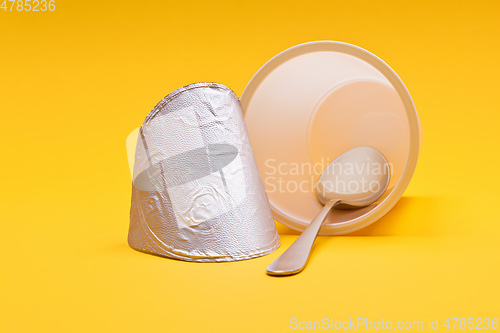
[266,199,341,276]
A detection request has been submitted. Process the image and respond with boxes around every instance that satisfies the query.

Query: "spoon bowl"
[267,147,390,276]
[316,146,390,208]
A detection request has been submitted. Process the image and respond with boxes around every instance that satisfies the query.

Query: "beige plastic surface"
[241,41,420,235]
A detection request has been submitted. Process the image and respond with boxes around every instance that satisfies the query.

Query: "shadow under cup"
[241,41,421,235]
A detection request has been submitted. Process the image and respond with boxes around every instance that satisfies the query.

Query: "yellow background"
[1,0,499,332]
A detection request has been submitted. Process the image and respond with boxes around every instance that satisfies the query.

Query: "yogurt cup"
[241,41,421,235]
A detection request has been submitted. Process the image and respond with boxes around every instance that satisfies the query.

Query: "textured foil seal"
[128,83,280,262]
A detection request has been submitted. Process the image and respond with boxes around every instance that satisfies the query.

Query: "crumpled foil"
[128,83,280,262]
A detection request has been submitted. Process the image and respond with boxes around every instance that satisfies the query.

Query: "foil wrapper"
[128,83,280,262]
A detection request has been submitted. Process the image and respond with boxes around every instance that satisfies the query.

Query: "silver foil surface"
[128,83,280,262]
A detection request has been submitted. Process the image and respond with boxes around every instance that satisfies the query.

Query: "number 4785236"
[1,0,55,11]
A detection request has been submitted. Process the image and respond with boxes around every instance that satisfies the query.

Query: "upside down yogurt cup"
[128,83,280,261]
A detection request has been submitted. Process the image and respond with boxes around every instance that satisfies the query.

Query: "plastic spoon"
[266,147,390,276]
